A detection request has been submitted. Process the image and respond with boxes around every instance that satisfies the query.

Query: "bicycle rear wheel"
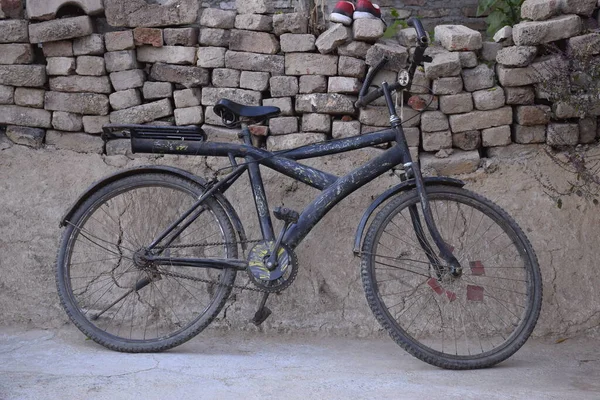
[361,186,542,369]
[56,172,238,352]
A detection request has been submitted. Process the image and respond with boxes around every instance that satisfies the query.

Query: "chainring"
[247,241,298,293]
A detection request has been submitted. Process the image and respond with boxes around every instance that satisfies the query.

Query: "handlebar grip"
[355,87,384,108]
[407,17,428,45]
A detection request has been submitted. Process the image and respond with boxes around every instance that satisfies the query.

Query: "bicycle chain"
[154,239,269,293]
[156,239,262,250]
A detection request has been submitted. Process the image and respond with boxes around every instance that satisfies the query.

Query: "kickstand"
[251,292,271,326]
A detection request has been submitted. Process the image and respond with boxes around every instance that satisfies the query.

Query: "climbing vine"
[533,45,600,207]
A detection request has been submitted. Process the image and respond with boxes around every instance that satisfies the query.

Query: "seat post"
[241,120,275,242]
[240,122,252,145]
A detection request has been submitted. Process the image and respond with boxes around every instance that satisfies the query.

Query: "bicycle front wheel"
[56,172,238,352]
[361,186,542,369]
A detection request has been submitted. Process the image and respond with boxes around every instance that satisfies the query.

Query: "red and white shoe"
[354,0,382,20]
[329,1,355,26]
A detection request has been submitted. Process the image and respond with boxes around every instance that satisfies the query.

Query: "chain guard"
[247,241,298,293]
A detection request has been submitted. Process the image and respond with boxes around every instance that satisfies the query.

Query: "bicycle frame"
[133,88,458,274]
[141,126,405,263]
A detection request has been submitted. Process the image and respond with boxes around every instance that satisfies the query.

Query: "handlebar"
[407,17,428,46]
[357,56,388,101]
[356,56,388,108]
[355,86,382,109]
[355,17,430,109]
[356,81,407,109]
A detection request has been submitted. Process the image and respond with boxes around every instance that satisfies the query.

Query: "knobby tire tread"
[56,173,238,353]
[361,186,542,369]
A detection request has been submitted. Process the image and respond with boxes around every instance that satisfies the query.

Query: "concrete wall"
[1,141,600,338]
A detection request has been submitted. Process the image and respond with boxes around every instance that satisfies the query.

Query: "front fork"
[382,83,463,278]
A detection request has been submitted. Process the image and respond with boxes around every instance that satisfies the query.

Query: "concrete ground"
[0,326,598,400]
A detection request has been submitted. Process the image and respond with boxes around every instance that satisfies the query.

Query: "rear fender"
[353,177,465,254]
[60,165,249,250]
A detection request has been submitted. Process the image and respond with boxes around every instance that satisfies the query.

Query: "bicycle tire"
[361,185,542,369]
[56,172,238,353]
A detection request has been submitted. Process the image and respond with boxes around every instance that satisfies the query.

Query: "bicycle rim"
[57,174,237,351]
[361,186,542,369]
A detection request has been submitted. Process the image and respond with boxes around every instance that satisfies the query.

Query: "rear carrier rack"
[102,124,207,155]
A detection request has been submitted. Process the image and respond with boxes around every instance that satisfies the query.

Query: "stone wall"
[204,0,299,14]
[323,0,486,31]
[2,0,600,337]
[2,0,600,175]
[204,1,487,32]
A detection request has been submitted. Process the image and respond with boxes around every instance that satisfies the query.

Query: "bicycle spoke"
[462,294,497,353]
[362,252,432,268]
[462,276,527,296]
[362,187,540,367]
[375,258,430,275]
[58,174,239,351]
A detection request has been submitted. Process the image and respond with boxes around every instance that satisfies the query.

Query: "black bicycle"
[55,18,542,370]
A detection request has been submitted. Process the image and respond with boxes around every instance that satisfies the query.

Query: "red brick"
[0,0,24,19]
[133,28,163,48]
[249,125,269,136]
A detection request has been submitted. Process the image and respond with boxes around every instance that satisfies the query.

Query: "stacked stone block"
[198,7,265,130]
[397,25,480,169]
[2,0,600,174]
[350,20,413,151]
[264,14,320,147]
[0,15,49,148]
[105,29,177,127]
[33,22,110,152]
[498,0,600,146]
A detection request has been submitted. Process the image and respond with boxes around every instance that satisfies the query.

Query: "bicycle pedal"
[273,207,299,224]
[251,306,272,326]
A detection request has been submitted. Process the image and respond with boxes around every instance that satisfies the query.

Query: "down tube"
[283,146,404,249]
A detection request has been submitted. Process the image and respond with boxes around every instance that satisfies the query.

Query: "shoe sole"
[353,11,380,20]
[330,12,353,26]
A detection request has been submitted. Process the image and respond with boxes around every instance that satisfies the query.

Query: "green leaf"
[508,0,525,10]
[486,9,507,36]
[391,8,399,18]
[477,0,498,16]
[383,21,401,39]
[495,3,508,13]
[428,29,435,42]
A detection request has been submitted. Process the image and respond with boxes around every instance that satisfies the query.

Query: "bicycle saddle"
[213,99,280,127]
